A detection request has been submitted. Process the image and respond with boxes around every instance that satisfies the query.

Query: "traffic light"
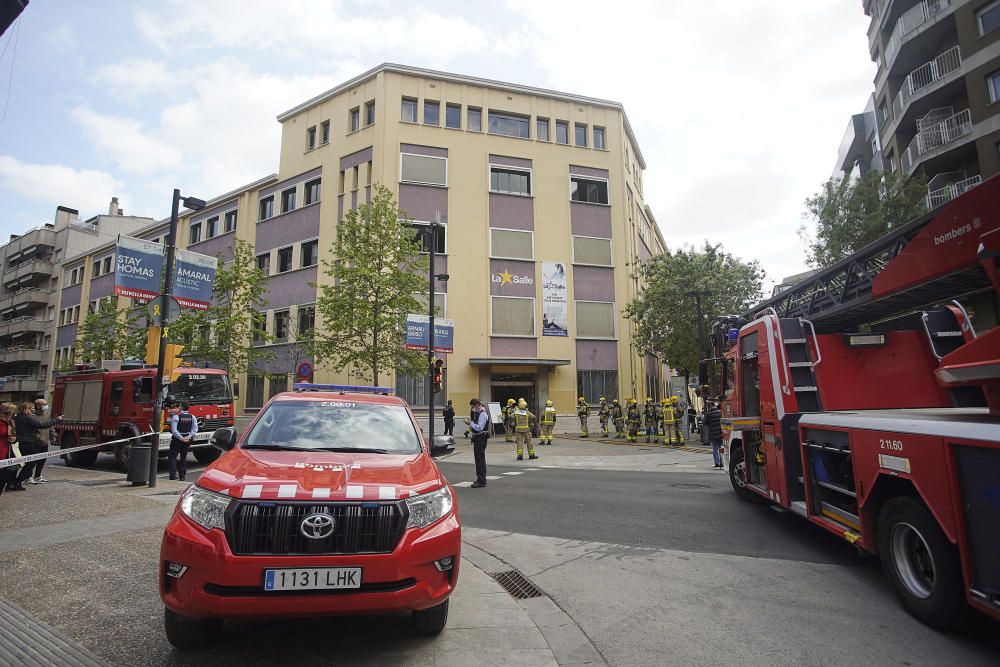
[432,358,444,393]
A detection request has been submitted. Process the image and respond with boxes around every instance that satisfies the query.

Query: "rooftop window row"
[305,100,376,151]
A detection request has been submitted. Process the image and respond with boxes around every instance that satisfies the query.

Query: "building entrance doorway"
[490,373,537,426]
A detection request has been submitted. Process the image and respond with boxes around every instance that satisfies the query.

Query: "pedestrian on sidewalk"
[14,401,60,486]
[611,399,625,438]
[169,401,198,481]
[464,398,490,488]
[443,400,456,436]
[513,398,538,461]
[705,401,724,468]
[539,400,556,445]
[576,396,590,437]
[0,402,20,495]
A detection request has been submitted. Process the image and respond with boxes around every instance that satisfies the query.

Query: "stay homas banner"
[541,261,568,337]
[173,248,218,310]
[114,235,165,300]
[405,315,455,354]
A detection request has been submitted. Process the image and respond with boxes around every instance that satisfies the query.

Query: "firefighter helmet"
[545,400,553,407]
[518,398,528,408]
[507,398,515,405]
[578,396,586,402]
[612,398,619,404]
[599,396,606,402]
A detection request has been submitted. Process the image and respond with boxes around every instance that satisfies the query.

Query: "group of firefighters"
[498,395,686,458]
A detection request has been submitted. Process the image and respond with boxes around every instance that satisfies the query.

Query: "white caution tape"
[0,430,156,469]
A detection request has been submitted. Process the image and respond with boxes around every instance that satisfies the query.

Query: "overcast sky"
[0,0,874,288]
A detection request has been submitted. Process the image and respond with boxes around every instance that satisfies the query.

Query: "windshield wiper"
[313,447,390,454]
[242,444,315,451]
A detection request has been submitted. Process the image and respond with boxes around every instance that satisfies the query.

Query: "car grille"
[199,417,232,431]
[226,501,408,556]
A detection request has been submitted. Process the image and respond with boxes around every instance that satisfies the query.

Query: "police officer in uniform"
[540,400,557,445]
[598,397,610,436]
[576,396,590,437]
[513,398,538,461]
[611,399,625,438]
[169,401,198,481]
[626,398,641,442]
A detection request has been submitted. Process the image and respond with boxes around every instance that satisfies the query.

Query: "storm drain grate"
[492,569,545,599]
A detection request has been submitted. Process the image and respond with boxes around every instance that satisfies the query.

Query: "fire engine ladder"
[778,318,823,413]
[921,302,987,407]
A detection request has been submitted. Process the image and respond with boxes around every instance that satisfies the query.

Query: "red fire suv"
[159,385,459,649]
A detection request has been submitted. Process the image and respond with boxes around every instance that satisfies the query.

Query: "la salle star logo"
[493,270,534,286]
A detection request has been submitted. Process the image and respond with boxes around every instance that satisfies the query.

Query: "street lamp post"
[148,188,205,488]
[419,221,448,444]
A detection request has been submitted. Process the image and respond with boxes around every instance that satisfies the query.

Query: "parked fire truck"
[702,175,1000,630]
[53,363,235,471]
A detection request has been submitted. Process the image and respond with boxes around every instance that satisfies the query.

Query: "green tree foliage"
[75,297,147,362]
[314,184,429,386]
[801,170,927,268]
[624,243,765,374]
[167,239,273,375]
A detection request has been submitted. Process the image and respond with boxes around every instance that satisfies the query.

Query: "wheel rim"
[890,522,936,600]
[733,460,747,489]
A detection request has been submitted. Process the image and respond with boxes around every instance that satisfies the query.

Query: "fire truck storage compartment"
[62,380,104,422]
[780,415,806,504]
[954,445,1000,607]
[740,332,760,417]
[801,427,859,530]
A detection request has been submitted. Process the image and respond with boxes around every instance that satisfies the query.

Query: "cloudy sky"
[0,0,874,287]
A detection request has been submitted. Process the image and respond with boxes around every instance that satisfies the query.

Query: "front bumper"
[159,507,461,620]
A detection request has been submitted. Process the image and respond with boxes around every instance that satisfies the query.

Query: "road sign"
[405,315,455,353]
[148,295,182,327]
[296,361,313,380]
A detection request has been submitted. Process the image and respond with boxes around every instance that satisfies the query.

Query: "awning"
[468,358,571,366]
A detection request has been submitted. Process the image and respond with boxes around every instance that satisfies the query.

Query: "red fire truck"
[53,364,235,471]
[702,175,1000,630]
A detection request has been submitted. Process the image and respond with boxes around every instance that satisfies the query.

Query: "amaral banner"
[173,248,218,310]
[405,314,455,354]
[541,261,568,336]
[114,235,165,301]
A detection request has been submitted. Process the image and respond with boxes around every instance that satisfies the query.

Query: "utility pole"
[427,221,437,443]
[687,290,710,362]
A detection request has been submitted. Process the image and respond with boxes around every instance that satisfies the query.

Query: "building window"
[273,310,290,341]
[103,256,112,274]
[246,375,264,409]
[189,223,202,245]
[577,370,618,403]
[575,123,587,147]
[488,111,530,138]
[301,239,319,267]
[401,97,417,122]
[269,375,288,399]
[489,166,532,196]
[491,296,535,337]
[594,127,605,150]
[412,292,447,318]
[252,312,267,345]
[306,125,316,150]
[256,253,270,275]
[424,100,440,126]
[350,107,360,132]
[92,258,101,277]
[988,69,1000,104]
[320,120,330,144]
[877,99,889,127]
[571,176,609,204]
[490,228,533,260]
[555,120,569,145]
[445,103,461,129]
[206,215,219,239]
[405,222,447,254]
[572,236,613,265]
[298,305,315,334]
[305,178,321,205]
[400,153,448,186]
[365,100,376,126]
[277,246,293,273]
[223,210,237,233]
[978,0,1000,35]
[576,301,616,338]
[281,187,297,213]
[536,118,549,142]
[259,195,274,221]
[468,107,482,131]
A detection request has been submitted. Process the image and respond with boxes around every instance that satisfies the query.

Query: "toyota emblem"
[300,513,335,540]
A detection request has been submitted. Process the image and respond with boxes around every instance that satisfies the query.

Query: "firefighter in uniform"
[659,398,669,437]
[611,399,625,439]
[643,398,657,443]
[597,397,610,436]
[513,398,538,460]
[665,396,685,445]
[539,399,557,445]
[576,396,590,437]
[626,398,641,442]
[504,398,516,443]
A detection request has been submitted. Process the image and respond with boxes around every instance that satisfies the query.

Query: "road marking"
[502,472,524,476]
[523,468,542,471]
[453,481,473,488]
[486,475,501,480]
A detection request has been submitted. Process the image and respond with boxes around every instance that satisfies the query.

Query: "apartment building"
[1,199,149,403]
[833,94,886,180]
[864,0,1000,207]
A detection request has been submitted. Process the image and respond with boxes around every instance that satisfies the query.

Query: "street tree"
[801,169,926,269]
[314,183,429,386]
[624,242,765,375]
[75,297,147,363]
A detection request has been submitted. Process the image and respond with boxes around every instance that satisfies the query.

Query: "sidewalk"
[0,464,562,666]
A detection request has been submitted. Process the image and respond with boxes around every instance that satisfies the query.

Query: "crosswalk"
[452,467,545,487]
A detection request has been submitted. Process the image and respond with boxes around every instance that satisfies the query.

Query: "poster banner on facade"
[405,315,455,353]
[172,248,218,310]
[541,261,568,336]
[114,235,165,301]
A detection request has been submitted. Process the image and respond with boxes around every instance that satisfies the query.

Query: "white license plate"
[264,567,362,591]
[192,433,210,443]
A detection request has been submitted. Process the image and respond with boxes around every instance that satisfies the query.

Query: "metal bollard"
[126,437,152,486]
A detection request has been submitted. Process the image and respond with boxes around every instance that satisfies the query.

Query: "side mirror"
[430,435,455,458]
[698,361,709,387]
[211,427,237,451]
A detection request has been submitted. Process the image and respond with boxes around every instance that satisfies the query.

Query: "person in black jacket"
[442,400,455,436]
[704,401,724,468]
[14,401,60,486]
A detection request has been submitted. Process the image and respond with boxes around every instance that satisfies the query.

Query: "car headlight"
[180,485,231,531]
[405,486,453,529]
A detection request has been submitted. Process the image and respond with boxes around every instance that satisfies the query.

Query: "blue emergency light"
[293,383,395,395]
[727,328,739,342]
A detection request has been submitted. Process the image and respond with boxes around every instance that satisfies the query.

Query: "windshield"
[242,400,421,453]
[169,373,232,404]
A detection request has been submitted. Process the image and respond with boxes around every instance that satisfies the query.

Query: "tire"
[193,446,220,465]
[164,607,222,649]
[412,599,449,635]
[877,497,968,630]
[729,447,764,503]
[115,441,131,471]
[62,433,98,467]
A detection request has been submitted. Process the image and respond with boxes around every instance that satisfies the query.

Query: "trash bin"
[126,438,151,486]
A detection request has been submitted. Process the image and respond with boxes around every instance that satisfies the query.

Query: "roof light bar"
[293,383,395,394]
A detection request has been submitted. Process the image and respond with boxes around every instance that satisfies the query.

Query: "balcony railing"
[885,0,951,66]
[0,376,46,393]
[0,346,44,364]
[891,45,961,120]
[900,108,972,173]
[926,175,981,209]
